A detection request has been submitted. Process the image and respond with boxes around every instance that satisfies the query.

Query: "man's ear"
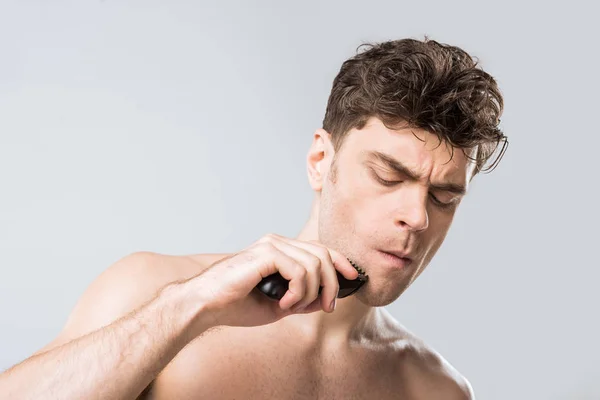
[306,128,333,191]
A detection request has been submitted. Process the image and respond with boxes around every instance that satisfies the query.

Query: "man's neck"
[281,296,378,346]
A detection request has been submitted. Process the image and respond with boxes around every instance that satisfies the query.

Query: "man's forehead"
[352,118,463,156]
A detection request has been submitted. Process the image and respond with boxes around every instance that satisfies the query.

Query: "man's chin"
[353,285,407,307]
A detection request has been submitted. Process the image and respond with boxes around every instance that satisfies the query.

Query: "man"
[0,37,507,399]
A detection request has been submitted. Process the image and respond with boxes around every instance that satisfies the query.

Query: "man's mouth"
[377,250,413,268]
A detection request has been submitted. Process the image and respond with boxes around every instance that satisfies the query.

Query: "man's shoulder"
[383,318,474,399]
[97,251,232,312]
[35,251,229,355]
[404,341,474,399]
[90,251,227,307]
[109,251,231,292]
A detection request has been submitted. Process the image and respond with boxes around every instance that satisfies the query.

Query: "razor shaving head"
[336,258,368,298]
[348,259,367,277]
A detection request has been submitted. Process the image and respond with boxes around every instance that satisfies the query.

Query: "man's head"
[306,38,507,307]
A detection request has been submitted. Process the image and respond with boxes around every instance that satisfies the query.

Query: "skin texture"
[0,117,476,399]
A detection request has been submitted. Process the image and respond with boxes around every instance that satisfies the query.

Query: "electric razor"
[256,259,368,301]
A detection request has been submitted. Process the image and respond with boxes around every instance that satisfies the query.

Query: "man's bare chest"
[147,328,405,399]
[149,362,403,399]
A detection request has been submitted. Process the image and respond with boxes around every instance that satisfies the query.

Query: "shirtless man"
[0,37,507,399]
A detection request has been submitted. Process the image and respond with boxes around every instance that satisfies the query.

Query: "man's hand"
[183,233,359,329]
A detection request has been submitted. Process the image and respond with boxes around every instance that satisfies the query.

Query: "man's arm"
[0,252,213,400]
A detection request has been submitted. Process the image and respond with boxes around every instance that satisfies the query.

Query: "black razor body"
[256,260,368,300]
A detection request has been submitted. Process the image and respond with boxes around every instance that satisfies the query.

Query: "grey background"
[0,1,598,399]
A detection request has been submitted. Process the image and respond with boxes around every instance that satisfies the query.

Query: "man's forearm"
[0,282,212,400]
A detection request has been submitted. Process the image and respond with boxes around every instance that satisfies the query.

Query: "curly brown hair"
[322,37,508,175]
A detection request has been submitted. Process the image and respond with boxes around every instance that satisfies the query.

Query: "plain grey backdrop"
[1,1,598,399]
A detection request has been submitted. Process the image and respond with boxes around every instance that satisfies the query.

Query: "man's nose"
[394,187,429,232]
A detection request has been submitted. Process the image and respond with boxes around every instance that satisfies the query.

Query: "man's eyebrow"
[366,150,467,195]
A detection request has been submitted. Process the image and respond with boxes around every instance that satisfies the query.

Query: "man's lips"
[378,250,413,268]
[386,249,413,260]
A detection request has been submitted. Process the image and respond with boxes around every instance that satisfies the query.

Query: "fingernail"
[330,298,336,311]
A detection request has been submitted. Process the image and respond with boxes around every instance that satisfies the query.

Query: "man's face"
[313,117,475,307]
